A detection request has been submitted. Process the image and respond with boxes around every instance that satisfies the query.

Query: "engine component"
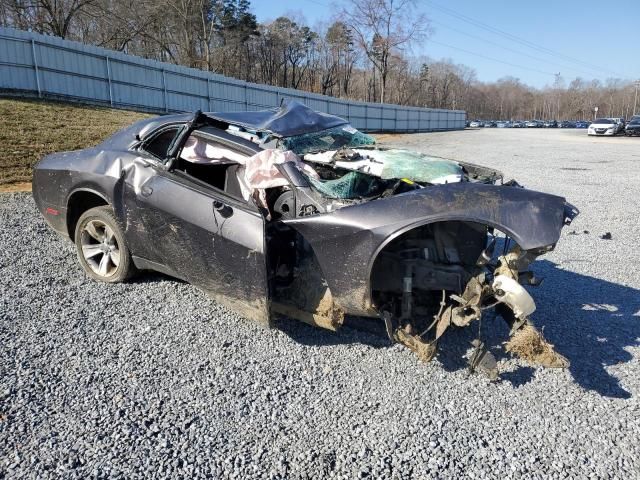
[273,190,295,219]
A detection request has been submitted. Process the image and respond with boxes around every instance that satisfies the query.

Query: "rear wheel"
[74,206,135,282]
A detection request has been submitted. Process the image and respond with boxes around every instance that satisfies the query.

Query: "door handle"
[213,200,233,218]
[141,185,153,197]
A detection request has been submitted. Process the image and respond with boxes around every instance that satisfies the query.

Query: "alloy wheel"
[80,219,121,277]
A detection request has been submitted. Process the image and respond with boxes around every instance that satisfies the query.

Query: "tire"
[74,205,135,283]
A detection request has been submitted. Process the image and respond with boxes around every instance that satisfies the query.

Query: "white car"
[588,118,618,136]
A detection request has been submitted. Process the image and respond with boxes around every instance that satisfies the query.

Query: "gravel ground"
[1,128,639,479]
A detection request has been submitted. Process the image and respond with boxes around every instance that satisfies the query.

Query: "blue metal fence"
[0,27,466,132]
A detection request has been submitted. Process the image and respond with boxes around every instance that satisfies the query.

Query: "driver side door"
[120,124,271,326]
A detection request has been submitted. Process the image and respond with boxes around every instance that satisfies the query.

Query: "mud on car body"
[33,101,578,378]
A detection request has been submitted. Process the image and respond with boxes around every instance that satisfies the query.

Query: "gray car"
[33,101,578,377]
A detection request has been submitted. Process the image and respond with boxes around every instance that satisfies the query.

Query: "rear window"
[593,118,613,124]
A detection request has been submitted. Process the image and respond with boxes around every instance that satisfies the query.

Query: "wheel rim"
[80,219,121,277]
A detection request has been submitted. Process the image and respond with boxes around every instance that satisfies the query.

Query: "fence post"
[161,69,168,112]
[244,84,248,109]
[105,56,113,106]
[30,39,41,98]
[365,104,369,131]
[207,78,212,110]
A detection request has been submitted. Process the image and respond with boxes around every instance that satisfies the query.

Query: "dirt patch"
[505,324,569,368]
[373,133,410,143]
[0,182,31,192]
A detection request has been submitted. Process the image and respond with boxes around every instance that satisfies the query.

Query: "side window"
[174,133,251,199]
[142,127,181,160]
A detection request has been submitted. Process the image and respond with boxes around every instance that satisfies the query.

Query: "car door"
[130,170,271,326]
[117,125,271,327]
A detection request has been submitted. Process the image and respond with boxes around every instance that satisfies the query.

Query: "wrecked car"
[33,101,578,378]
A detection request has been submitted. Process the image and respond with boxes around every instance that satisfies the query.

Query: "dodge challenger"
[33,101,578,378]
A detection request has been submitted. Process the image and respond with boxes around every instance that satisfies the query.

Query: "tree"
[1,0,97,38]
[341,0,429,103]
[325,21,358,97]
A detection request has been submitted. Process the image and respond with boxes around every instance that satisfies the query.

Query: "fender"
[285,182,577,315]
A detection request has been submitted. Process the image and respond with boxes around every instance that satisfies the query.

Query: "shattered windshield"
[305,170,388,199]
[282,125,376,155]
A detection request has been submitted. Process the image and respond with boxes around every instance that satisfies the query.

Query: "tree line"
[1,0,636,120]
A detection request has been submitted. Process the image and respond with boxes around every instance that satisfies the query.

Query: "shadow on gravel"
[277,260,639,399]
[432,261,640,398]
[531,260,640,399]
[276,315,391,350]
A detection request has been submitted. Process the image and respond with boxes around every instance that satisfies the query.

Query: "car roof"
[203,100,348,138]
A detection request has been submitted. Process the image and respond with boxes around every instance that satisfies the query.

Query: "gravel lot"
[2,128,639,479]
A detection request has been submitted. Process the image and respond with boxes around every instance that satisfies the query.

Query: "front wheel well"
[67,190,109,241]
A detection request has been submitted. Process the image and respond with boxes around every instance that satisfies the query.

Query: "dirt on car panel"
[272,257,345,330]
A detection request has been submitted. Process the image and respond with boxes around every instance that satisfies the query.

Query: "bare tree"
[341,0,429,103]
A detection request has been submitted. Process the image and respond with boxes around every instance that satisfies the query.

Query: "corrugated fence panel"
[0,27,466,132]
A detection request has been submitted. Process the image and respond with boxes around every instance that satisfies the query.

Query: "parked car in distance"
[525,120,540,128]
[469,120,483,128]
[496,121,511,128]
[484,121,497,128]
[574,121,589,128]
[511,121,524,128]
[625,118,640,136]
[559,121,576,128]
[588,118,619,136]
[543,120,558,128]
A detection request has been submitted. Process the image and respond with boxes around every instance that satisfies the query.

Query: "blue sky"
[251,0,639,89]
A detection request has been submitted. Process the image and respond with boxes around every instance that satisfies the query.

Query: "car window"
[142,126,181,160]
[174,132,252,201]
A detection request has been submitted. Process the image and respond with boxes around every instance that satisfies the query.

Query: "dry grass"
[0,98,151,186]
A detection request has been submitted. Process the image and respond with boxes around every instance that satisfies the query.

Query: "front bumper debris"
[390,244,570,380]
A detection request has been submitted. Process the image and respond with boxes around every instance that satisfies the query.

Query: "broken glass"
[305,171,385,199]
[283,125,376,155]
